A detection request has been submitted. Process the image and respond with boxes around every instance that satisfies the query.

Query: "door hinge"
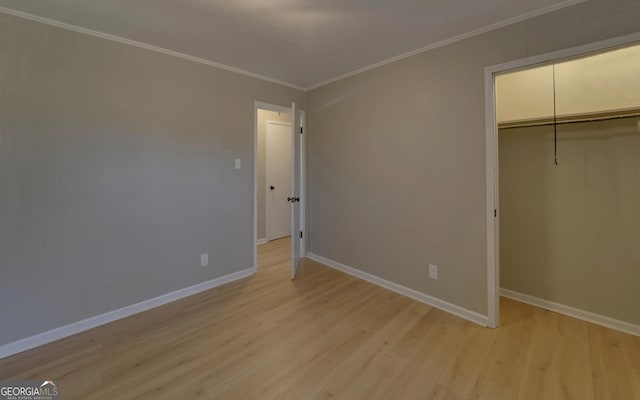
[300,127,304,134]
[300,231,303,238]
[494,209,497,218]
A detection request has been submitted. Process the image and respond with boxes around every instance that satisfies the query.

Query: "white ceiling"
[0,0,583,89]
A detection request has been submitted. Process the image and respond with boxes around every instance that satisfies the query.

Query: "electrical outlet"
[428,264,438,280]
[200,253,208,267]
[234,159,241,169]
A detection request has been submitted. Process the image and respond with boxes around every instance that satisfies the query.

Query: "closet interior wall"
[497,45,640,326]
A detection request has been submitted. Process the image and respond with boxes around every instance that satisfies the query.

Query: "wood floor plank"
[469,298,536,400]
[1,237,639,400]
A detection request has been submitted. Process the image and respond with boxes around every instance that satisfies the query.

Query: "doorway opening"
[264,118,293,242]
[485,33,640,332]
[253,101,305,279]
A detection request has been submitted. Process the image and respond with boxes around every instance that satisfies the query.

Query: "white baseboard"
[256,238,268,245]
[306,253,488,327]
[0,268,254,359]
[500,288,640,337]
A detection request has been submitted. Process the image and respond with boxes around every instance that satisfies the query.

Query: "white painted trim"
[255,102,292,115]
[485,33,640,78]
[501,289,640,337]
[254,103,259,274]
[485,32,640,334]
[256,238,268,245]
[0,1,586,92]
[0,268,254,359]
[307,0,586,90]
[290,101,298,280]
[306,253,488,327]
[485,65,500,329]
[299,111,306,257]
[0,6,305,91]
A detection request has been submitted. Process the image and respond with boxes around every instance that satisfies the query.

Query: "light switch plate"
[428,264,438,280]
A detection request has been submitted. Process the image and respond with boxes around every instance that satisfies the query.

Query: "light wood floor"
[1,238,639,399]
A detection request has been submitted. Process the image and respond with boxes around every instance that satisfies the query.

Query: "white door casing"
[299,111,306,258]
[291,102,302,279]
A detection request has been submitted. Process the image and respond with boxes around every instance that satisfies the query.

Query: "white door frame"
[265,119,292,241]
[253,101,306,273]
[484,32,640,329]
[299,111,306,258]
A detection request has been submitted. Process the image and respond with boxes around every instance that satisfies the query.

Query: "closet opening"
[485,35,640,334]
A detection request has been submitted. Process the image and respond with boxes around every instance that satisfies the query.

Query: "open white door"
[290,102,302,279]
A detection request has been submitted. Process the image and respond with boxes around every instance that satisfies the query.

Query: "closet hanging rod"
[499,110,640,130]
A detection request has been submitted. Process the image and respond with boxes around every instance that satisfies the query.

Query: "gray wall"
[0,13,305,346]
[500,118,640,325]
[257,110,292,241]
[306,0,640,316]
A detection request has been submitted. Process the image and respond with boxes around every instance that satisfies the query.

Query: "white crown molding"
[3,1,586,92]
[306,252,488,327]
[307,0,587,90]
[0,268,254,359]
[0,6,306,91]
[501,288,640,337]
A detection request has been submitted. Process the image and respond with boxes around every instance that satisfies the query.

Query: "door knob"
[270,186,275,190]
